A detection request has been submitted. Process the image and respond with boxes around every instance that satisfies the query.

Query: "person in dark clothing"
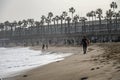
[81,36,90,54]
[42,44,45,50]
[46,44,48,49]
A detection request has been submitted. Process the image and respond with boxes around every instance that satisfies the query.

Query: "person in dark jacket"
[42,44,45,50]
[81,36,90,54]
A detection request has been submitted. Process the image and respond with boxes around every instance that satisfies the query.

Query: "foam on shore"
[0,47,72,78]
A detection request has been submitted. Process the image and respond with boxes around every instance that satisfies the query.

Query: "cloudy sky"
[0,0,119,22]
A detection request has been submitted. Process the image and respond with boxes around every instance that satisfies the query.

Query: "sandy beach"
[4,43,120,80]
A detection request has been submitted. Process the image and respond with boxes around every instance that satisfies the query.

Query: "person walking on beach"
[42,44,45,50]
[46,44,48,49]
[81,36,90,54]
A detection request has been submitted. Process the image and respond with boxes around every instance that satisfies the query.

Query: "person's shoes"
[83,52,86,54]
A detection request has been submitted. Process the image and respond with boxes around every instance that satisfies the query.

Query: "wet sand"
[4,43,120,80]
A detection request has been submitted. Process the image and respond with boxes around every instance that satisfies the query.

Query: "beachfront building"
[0,19,120,46]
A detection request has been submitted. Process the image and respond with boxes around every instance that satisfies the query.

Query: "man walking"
[81,36,90,54]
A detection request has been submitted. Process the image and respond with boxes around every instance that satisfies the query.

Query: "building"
[0,19,120,46]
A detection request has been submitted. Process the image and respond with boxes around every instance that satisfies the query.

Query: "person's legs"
[83,45,87,54]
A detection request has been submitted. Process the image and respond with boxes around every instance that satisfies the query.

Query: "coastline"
[4,43,120,80]
[0,46,73,79]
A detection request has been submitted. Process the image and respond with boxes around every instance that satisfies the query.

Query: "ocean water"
[0,47,72,78]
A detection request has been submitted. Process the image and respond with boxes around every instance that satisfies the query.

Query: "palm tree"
[86,12,92,26]
[35,21,41,35]
[59,15,64,34]
[69,7,75,22]
[48,12,53,20]
[41,15,46,21]
[66,17,71,34]
[110,2,118,30]
[106,9,114,25]
[12,21,17,36]
[0,23,5,46]
[96,8,103,33]
[0,23,4,31]
[27,19,34,27]
[10,22,15,37]
[0,23,4,38]
[62,11,68,26]
[22,19,28,36]
[118,11,120,24]
[13,21,17,28]
[52,17,56,34]
[18,21,23,28]
[110,2,117,12]
[90,11,96,25]
[73,15,79,33]
[27,19,35,36]
[89,11,96,34]
[93,11,97,23]
[22,19,28,28]
[45,18,51,34]
[40,19,46,43]
[79,17,87,34]
[4,21,10,38]
[41,15,46,35]
[86,12,93,33]
[18,21,23,37]
[48,12,53,34]
[104,16,109,29]
[113,12,119,30]
[45,12,53,34]
[4,21,9,31]
[55,15,60,34]
[106,9,114,40]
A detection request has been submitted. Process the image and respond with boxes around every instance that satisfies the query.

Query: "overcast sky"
[0,0,119,22]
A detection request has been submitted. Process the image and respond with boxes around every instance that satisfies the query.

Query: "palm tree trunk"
[10,26,13,37]
[99,17,102,33]
[72,13,73,21]
[115,16,118,30]
[48,23,49,34]
[68,21,70,34]
[74,22,77,33]
[88,17,90,33]
[53,21,56,34]
[92,17,94,35]
[57,21,58,34]
[109,18,112,41]
[61,20,63,34]
[83,21,86,33]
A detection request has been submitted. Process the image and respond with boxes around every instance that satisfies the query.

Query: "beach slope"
[5,43,120,80]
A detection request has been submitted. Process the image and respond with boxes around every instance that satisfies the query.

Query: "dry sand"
[4,43,120,80]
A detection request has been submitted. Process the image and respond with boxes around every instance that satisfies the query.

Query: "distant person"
[46,44,48,49]
[42,44,45,50]
[81,36,90,54]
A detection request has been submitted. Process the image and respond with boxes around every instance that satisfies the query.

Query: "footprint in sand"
[23,75,28,77]
[80,77,88,80]
[115,66,120,72]
[116,70,120,72]
[91,68,95,70]
[91,67,100,71]
[115,66,120,69]
[96,67,100,69]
